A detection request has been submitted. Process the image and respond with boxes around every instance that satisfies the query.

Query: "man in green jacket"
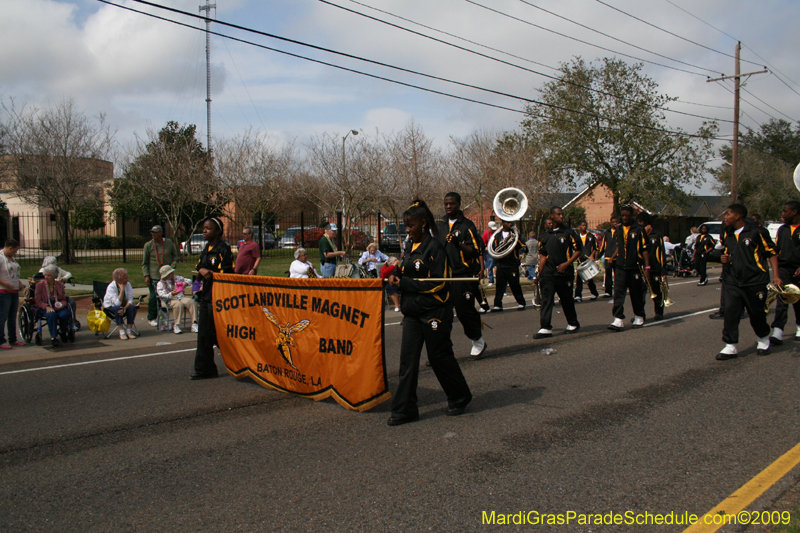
[142,225,179,326]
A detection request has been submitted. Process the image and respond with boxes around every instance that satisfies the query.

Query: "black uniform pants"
[603,257,614,295]
[493,267,525,309]
[612,267,646,319]
[771,267,800,330]
[722,283,770,344]
[193,298,219,374]
[574,269,599,299]
[696,255,709,283]
[539,274,579,330]
[451,280,483,341]
[390,305,471,418]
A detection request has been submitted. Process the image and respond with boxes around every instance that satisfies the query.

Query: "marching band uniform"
[192,238,234,378]
[694,232,716,285]
[609,217,649,331]
[535,223,582,338]
[389,233,471,425]
[770,223,800,344]
[642,226,667,320]
[600,225,617,297]
[490,225,526,311]
[437,213,486,355]
[716,219,778,359]
[574,230,599,301]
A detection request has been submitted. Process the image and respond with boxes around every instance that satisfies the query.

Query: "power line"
[340,0,729,114]
[463,0,710,78]
[662,0,800,100]
[98,0,726,141]
[740,86,798,123]
[596,0,764,68]
[517,0,721,76]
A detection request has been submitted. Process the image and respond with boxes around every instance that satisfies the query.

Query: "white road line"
[642,308,718,327]
[2,305,720,375]
[0,348,196,376]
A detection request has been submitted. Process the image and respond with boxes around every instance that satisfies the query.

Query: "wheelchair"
[18,274,81,346]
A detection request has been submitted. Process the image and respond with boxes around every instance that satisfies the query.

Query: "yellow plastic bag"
[87,309,111,333]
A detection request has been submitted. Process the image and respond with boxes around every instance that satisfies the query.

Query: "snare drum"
[577,259,600,282]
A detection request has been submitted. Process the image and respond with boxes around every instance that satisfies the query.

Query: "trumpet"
[531,264,541,308]
[640,265,657,300]
[765,282,800,314]
[658,273,674,307]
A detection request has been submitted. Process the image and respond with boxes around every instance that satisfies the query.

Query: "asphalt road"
[2,271,800,532]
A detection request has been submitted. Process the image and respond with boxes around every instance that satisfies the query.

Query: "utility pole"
[199,2,216,153]
[707,42,767,204]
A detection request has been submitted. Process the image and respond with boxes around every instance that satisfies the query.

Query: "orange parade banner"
[212,273,390,412]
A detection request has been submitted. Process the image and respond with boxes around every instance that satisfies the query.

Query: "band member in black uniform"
[637,212,666,320]
[534,206,582,339]
[692,225,716,285]
[599,216,619,298]
[608,205,650,331]
[191,217,234,380]
[437,192,487,358]
[769,201,800,345]
[574,220,599,302]
[387,200,471,426]
[490,220,527,312]
[715,204,780,360]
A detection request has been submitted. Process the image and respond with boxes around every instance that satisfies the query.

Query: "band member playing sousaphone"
[636,212,666,321]
[490,220,527,312]
[535,206,582,339]
[608,205,650,332]
[437,192,488,358]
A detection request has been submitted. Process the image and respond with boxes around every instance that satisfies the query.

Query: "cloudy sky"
[2,0,799,193]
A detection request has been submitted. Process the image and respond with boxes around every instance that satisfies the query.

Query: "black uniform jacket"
[195,239,234,302]
[615,222,648,270]
[775,224,800,270]
[694,234,716,257]
[578,232,597,261]
[600,228,618,258]
[399,235,451,317]
[495,230,525,269]
[539,225,582,278]
[720,221,777,288]
[644,229,666,274]
[437,214,484,276]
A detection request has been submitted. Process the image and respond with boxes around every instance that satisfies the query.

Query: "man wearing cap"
[319,223,346,278]
[142,225,179,326]
[156,265,197,334]
[235,226,262,275]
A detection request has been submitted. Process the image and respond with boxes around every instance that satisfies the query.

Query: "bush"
[42,235,151,250]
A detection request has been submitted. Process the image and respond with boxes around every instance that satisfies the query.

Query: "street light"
[341,129,359,237]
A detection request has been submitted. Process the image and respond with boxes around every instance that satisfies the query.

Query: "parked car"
[263,232,277,250]
[181,234,206,255]
[279,227,304,249]
[381,223,406,252]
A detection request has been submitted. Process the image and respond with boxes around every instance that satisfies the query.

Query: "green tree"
[715,120,800,219]
[518,57,717,215]
[71,197,106,250]
[114,121,223,243]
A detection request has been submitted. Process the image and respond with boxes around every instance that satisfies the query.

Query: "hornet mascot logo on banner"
[262,307,310,369]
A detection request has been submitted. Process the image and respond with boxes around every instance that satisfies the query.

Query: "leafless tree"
[213,129,299,230]
[1,98,116,262]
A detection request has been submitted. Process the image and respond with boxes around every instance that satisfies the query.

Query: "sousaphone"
[487,188,529,259]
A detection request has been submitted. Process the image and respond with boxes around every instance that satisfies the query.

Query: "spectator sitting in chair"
[289,248,321,278]
[35,265,72,347]
[103,268,137,341]
[157,265,198,334]
[358,242,389,278]
[39,256,73,283]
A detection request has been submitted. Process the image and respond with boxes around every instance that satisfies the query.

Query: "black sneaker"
[51,338,60,348]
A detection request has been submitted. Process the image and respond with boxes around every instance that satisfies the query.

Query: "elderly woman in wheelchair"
[34,265,73,347]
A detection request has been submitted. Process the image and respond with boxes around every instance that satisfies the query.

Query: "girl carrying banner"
[386,200,472,426]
